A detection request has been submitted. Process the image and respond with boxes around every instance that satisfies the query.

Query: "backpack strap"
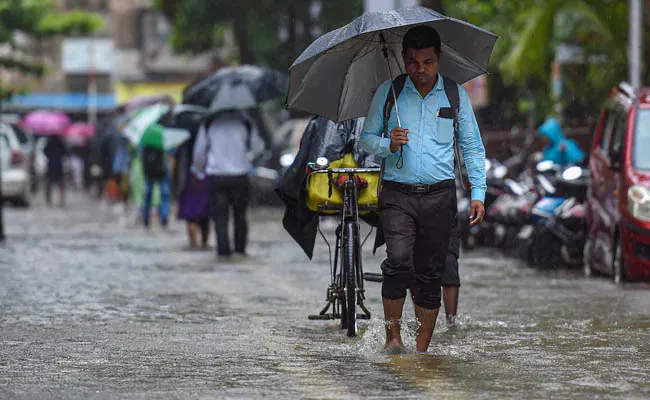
[442,76,460,135]
[243,118,252,151]
[377,74,407,195]
[442,75,469,193]
[382,74,408,139]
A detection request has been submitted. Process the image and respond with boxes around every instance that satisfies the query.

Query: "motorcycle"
[528,164,589,269]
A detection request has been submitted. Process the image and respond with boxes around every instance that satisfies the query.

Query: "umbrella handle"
[380,33,402,128]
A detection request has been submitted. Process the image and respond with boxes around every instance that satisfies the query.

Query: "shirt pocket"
[435,116,454,144]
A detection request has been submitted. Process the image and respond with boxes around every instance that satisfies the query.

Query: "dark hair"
[402,25,441,55]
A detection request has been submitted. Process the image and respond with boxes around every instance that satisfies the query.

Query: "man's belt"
[383,179,454,195]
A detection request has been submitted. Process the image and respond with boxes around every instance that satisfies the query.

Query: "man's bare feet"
[414,304,440,353]
[383,297,407,353]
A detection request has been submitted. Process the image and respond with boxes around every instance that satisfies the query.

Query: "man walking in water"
[361,26,486,353]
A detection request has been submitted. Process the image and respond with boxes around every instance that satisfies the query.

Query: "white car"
[1,123,31,206]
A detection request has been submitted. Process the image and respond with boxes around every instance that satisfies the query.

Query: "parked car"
[584,82,650,282]
[1,123,31,206]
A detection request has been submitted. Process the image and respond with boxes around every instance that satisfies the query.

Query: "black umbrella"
[182,65,288,111]
[287,6,498,123]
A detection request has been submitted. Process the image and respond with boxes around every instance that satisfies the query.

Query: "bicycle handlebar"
[309,168,381,174]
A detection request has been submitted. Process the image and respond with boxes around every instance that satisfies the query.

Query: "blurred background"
[2,0,647,140]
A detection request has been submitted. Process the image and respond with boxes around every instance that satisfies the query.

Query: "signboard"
[62,38,115,74]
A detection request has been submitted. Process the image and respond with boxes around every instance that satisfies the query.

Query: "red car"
[584,83,650,282]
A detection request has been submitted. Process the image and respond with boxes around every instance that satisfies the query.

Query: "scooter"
[529,165,589,269]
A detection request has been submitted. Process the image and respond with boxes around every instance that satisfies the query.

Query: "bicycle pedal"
[308,314,335,320]
[357,314,371,320]
[363,272,383,282]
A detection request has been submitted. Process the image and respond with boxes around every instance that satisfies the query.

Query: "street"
[1,194,650,399]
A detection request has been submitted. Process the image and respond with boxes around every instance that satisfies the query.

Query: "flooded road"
[1,194,650,399]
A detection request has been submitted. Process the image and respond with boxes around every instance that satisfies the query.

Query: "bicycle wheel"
[343,220,358,337]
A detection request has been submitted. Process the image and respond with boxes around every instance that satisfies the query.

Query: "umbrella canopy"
[64,122,96,138]
[19,110,71,135]
[140,124,190,151]
[287,6,498,122]
[124,104,190,151]
[182,65,288,111]
[123,103,171,145]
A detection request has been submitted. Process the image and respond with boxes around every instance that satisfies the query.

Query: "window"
[609,106,628,162]
[634,109,650,170]
[599,107,616,153]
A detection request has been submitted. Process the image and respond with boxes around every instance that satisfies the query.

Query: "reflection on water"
[1,196,650,399]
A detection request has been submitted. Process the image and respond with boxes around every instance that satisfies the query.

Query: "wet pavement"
[1,193,650,399]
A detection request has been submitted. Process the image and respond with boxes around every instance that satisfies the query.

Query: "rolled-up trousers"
[379,180,457,310]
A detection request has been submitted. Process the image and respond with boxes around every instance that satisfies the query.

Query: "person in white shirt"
[191,110,265,258]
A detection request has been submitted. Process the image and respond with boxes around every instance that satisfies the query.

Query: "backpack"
[142,146,166,180]
[203,114,254,151]
[380,73,469,192]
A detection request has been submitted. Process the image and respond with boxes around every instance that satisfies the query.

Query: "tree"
[159,0,363,70]
[445,0,629,126]
[0,0,103,241]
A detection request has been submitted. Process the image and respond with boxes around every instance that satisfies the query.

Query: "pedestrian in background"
[141,125,170,228]
[43,135,68,207]
[191,110,264,259]
[176,113,211,250]
[538,117,585,166]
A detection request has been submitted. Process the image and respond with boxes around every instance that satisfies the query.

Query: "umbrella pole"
[380,33,402,128]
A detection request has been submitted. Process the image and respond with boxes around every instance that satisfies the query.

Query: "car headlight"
[627,185,650,222]
[279,153,295,168]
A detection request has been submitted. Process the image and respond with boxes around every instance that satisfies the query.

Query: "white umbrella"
[123,103,171,145]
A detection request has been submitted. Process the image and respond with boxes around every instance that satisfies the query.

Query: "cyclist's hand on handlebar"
[390,128,409,153]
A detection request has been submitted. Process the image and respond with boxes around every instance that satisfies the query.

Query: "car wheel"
[612,236,626,284]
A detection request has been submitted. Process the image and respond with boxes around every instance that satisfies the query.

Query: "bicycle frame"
[308,168,380,335]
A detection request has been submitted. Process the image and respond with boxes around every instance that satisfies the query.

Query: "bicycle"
[306,162,382,337]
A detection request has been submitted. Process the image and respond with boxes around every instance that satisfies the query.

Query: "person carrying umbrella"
[360,26,487,353]
[288,7,496,351]
[43,135,69,207]
[191,110,264,259]
[184,65,285,259]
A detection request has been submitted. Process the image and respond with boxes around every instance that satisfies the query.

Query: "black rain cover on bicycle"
[275,116,381,259]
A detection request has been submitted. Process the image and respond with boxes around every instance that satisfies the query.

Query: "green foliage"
[0,0,103,95]
[445,0,629,125]
[37,10,105,37]
[163,0,362,69]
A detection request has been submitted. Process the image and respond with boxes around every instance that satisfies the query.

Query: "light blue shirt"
[360,74,487,202]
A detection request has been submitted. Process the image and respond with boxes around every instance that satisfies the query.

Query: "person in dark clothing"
[412,216,461,326]
[43,135,68,207]
[360,26,487,353]
[191,111,264,259]
[174,111,211,250]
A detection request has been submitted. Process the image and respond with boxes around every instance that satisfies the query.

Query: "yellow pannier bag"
[305,153,380,214]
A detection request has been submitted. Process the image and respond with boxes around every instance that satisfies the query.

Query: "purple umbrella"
[19,110,71,136]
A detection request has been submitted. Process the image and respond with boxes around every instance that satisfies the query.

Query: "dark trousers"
[209,175,250,256]
[379,181,457,310]
[442,216,461,287]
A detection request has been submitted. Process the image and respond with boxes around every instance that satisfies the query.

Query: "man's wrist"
[470,188,486,203]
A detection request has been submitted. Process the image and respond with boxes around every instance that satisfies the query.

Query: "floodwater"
[1,194,649,399]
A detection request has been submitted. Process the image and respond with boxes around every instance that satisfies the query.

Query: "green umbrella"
[139,124,190,150]
[124,104,191,150]
[123,103,170,145]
